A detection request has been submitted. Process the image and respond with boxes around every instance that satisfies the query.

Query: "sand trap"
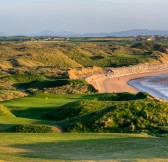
[86,66,168,94]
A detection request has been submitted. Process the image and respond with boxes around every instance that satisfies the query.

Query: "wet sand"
[86,68,168,94]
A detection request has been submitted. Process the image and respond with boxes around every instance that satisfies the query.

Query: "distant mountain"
[34,31,76,37]
[33,29,168,37]
[0,33,6,37]
[111,29,168,37]
[79,29,168,37]
[2,29,168,37]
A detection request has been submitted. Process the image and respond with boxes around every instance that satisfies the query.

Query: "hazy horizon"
[1,0,168,35]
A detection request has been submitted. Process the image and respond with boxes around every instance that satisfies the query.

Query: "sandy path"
[86,68,168,94]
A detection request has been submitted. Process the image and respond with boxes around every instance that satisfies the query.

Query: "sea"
[128,74,168,101]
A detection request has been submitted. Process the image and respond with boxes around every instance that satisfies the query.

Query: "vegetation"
[63,100,168,135]
[45,99,113,121]
[0,104,15,117]
[45,92,153,121]
[1,91,166,136]
[0,39,168,100]
[0,133,168,161]
[0,38,168,161]
[38,92,167,135]
[0,40,167,70]
[11,124,60,133]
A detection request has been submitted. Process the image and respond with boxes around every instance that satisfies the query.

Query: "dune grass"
[0,133,167,162]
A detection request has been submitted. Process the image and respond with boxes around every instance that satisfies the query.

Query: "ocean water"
[128,74,168,101]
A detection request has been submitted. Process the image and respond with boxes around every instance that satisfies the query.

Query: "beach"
[86,64,168,94]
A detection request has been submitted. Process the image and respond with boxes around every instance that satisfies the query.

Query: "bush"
[70,79,88,86]
[97,93,135,101]
[11,124,60,133]
[63,100,168,135]
[97,92,153,101]
[16,79,97,94]
[17,79,88,90]
[133,92,154,100]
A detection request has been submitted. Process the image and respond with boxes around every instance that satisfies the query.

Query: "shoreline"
[86,66,168,94]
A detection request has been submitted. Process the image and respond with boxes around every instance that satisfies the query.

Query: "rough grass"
[46,92,152,121]
[42,92,168,135]
[0,133,167,162]
[2,92,168,136]
[63,100,168,135]
[0,104,15,117]
[45,99,114,121]
[14,79,97,94]
[2,73,46,83]
[0,41,166,69]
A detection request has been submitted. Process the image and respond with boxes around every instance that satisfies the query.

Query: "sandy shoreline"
[86,67,168,94]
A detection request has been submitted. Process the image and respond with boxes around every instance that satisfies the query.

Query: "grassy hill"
[0,92,167,136]
[0,39,168,100]
[1,40,168,101]
[0,93,167,161]
[0,41,168,70]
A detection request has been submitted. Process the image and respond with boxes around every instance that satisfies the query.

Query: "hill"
[0,104,15,117]
[0,40,168,101]
[0,41,168,70]
[15,29,168,37]
[46,92,168,136]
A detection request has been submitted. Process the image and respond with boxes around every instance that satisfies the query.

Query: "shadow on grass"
[10,137,168,161]
[0,124,15,132]
[14,80,71,90]
[10,107,58,120]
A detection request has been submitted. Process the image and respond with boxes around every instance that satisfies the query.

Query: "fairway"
[0,133,167,162]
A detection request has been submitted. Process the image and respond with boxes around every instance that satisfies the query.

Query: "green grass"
[0,104,15,117]
[0,116,53,131]
[0,93,101,131]
[1,92,168,135]
[45,99,114,121]
[2,94,83,119]
[2,73,46,83]
[0,133,167,162]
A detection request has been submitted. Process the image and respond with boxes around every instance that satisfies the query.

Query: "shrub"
[97,92,153,101]
[63,100,168,135]
[17,79,88,90]
[11,124,60,133]
[133,92,154,100]
[97,93,135,101]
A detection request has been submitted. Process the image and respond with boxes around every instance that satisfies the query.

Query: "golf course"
[0,38,168,161]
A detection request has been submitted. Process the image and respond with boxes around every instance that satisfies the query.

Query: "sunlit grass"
[0,133,167,162]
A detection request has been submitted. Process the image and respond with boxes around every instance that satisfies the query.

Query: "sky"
[0,0,168,35]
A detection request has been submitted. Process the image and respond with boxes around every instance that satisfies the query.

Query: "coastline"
[86,66,168,94]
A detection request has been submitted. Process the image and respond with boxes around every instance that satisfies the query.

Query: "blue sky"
[0,0,168,35]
